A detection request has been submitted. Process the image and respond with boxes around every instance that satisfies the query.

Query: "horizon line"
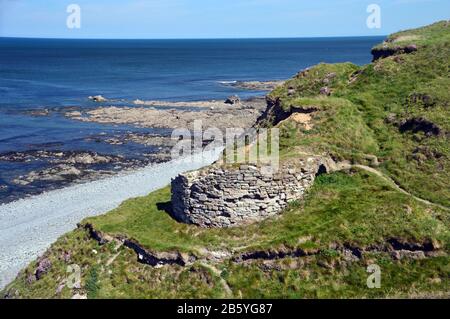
[0,34,387,41]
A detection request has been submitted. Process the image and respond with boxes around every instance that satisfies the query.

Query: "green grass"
[277,96,379,163]
[86,266,100,299]
[268,62,360,109]
[83,169,449,255]
[271,22,450,206]
[3,169,448,298]
[373,20,450,50]
[225,255,449,299]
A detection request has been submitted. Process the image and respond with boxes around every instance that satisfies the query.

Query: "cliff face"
[371,44,417,61]
[370,20,449,61]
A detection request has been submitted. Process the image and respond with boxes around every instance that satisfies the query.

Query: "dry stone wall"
[171,157,322,228]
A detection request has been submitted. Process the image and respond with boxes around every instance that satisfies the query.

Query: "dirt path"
[296,149,449,212]
[351,164,450,212]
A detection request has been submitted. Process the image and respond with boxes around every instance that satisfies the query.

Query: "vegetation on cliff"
[2,21,449,299]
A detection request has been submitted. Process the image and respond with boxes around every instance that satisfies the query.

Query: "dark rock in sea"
[88,95,107,102]
[225,95,241,105]
[26,109,50,117]
[222,80,284,91]
[0,150,119,166]
[0,145,174,203]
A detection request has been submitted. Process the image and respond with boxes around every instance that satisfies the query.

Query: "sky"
[0,0,449,39]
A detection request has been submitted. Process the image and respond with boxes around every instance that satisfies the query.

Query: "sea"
[0,36,384,203]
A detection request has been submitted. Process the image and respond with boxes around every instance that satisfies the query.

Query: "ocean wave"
[217,80,238,85]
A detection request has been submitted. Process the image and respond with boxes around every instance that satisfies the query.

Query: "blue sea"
[0,36,384,203]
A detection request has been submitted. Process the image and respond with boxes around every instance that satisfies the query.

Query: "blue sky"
[0,0,448,38]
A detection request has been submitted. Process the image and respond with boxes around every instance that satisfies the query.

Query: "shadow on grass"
[157,201,186,223]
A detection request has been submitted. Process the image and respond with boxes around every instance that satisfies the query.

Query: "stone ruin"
[171,157,325,228]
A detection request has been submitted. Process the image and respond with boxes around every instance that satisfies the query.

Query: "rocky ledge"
[66,97,266,131]
[221,80,285,91]
[371,44,418,61]
[1,150,144,186]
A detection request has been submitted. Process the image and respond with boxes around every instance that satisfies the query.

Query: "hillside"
[2,21,449,299]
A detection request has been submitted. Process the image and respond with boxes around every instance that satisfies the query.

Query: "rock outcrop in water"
[225,95,241,105]
[88,95,108,102]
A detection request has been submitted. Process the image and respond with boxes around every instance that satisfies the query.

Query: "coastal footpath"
[2,21,449,299]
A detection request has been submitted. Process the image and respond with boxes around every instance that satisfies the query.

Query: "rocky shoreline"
[0,148,223,290]
[0,96,266,204]
[221,80,285,91]
[0,149,168,204]
[65,97,266,130]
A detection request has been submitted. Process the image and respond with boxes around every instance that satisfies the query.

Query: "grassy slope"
[270,21,450,206]
[2,21,449,299]
[4,170,449,298]
[373,20,450,49]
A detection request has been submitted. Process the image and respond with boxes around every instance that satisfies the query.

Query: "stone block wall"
[171,157,321,228]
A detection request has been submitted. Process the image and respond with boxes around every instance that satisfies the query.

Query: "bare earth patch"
[392,35,422,43]
[278,113,314,131]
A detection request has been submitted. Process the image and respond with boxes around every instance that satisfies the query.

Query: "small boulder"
[56,283,66,295]
[26,273,36,285]
[61,251,71,263]
[323,72,337,84]
[57,166,82,180]
[88,95,107,102]
[319,87,331,96]
[384,113,397,124]
[35,257,52,280]
[225,95,241,105]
